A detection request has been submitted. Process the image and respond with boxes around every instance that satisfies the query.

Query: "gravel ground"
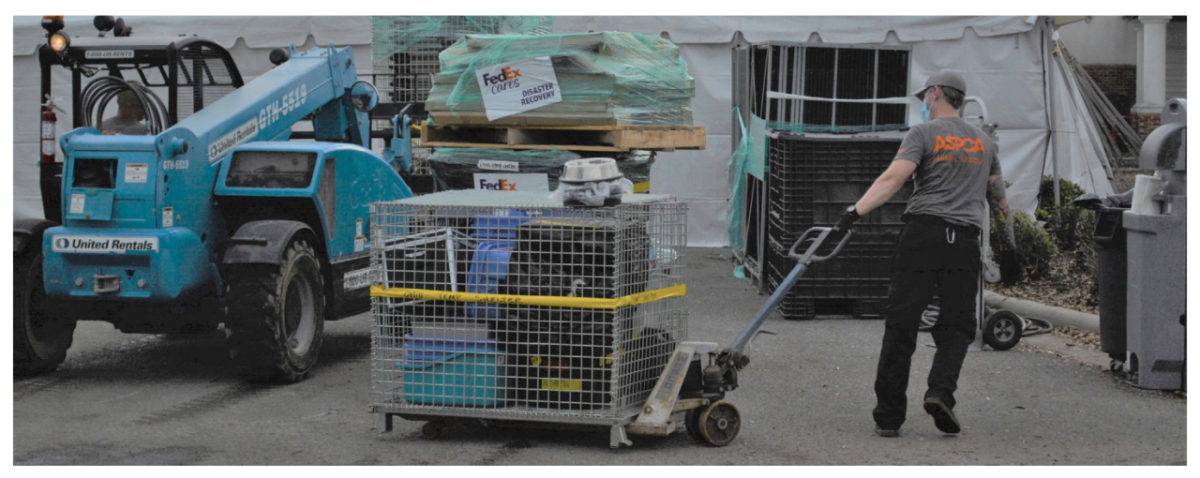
[12,248,1187,465]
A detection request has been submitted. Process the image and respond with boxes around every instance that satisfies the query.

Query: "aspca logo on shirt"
[934,135,987,153]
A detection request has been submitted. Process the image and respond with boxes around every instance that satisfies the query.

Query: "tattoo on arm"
[987,175,1016,251]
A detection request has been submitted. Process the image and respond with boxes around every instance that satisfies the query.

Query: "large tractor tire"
[14,247,77,376]
[225,238,325,383]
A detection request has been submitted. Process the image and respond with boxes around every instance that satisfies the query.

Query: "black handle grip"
[787,227,852,263]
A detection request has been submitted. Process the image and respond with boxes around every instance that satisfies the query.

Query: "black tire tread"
[225,239,325,383]
[14,249,76,376]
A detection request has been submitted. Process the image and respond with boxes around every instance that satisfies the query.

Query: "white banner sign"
[473,173,550,193]
[478,160,519,172]
[475,56,562,121]
[343,268,374,291]
[85,50,134,59]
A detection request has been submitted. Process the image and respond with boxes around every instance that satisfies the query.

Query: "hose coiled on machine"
[80,76,170,135]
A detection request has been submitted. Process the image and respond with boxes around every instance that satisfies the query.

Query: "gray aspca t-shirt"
[894,117,1000,229]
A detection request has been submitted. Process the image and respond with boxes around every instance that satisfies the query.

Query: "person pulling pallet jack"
[629,69,1024,447]
[834,69,1024,437]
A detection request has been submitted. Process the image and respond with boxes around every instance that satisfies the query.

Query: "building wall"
[1082,64,1137,117]
[1055,16,1137,65]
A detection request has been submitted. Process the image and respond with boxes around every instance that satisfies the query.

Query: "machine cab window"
[225,151,318,189]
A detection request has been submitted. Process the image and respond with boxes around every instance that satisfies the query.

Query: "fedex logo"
[479,179,517,191]
[482,66,522,86]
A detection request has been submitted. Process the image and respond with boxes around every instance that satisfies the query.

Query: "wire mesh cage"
[370,16,555,103]
[370,191,686,428]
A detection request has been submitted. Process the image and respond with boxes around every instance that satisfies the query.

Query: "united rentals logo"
[208,118,259,163]
[479,178,517,191]
[51,235,159,254]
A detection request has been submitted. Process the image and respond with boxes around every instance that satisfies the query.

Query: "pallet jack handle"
[727,227,852,356]
[787,226,852,263]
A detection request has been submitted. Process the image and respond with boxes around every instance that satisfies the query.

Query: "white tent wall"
[554,16,1114,245]
[12,16,1114,247]
[12,16,373,221]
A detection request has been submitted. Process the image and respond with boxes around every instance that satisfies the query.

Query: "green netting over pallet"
[371,16,554,63]
[427,32,695,125]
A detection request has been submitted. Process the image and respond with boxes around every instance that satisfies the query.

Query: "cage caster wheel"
[420,421,444,440]
[696,400,741,447]
[983,310,1023,351]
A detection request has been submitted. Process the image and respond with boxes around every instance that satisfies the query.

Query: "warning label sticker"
[125,163,148,183]
[70,194,85,214]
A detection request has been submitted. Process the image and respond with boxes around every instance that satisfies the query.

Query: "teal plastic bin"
[399,335,506,407]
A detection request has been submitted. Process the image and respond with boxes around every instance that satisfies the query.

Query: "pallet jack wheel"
[983,310,1023,351]
[420,421,443,440]
[697,401,741,447]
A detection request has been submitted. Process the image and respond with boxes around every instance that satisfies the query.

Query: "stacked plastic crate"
[370,190,687,434]
[764,131,912,319]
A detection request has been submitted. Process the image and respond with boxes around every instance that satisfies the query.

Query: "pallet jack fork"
[628,227,853,447]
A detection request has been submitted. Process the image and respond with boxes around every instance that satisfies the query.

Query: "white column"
[1134,22,1144,106]
[1133,15,1171,114]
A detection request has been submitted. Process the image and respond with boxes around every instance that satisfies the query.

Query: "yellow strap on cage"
[369,284,687,310]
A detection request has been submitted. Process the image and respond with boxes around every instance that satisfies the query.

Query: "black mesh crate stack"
[765,131,912,319]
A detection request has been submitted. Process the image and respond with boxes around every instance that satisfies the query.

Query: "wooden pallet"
[429,111,623,127]
[420,120,705,152]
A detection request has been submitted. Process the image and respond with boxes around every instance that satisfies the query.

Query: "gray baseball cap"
[912,69,967,100]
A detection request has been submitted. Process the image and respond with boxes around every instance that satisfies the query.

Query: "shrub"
[1014,211,1058,280]
[991,210,1057,281]
[1037,176,1096,252]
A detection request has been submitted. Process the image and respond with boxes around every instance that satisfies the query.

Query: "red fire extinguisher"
[40,97,61,164]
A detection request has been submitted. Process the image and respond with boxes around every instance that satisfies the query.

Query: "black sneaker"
[874,425,900,438]
[923,397,961,434]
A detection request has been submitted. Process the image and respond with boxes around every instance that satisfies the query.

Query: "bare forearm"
[988,175,1016,251]
[855,175,906,215]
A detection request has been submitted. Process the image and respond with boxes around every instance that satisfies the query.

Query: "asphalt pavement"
[12,248,1188,465]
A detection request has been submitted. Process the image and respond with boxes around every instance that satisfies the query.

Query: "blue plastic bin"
[400,335,506,407]
[471,212,528,239]
[465,240,514,318]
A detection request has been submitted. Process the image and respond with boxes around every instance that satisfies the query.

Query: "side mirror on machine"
[349,81,379,112]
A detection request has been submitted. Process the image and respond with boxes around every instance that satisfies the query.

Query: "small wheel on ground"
[226,237,325,383]
[421,422,443,440]
[697,400,741,447]
[684,408,705,442]
[14,249,77,376]
[983,310,1023,351]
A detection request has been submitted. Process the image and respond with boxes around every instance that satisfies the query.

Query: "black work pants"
[872,215,981,429]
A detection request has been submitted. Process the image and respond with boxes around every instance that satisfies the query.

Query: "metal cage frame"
[369,191,687,443]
